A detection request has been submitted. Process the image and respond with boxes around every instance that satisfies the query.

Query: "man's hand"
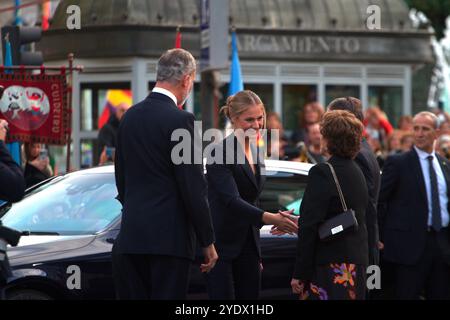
[200,243,218,273]
[0,119,8,142]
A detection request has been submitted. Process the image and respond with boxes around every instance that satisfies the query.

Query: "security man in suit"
[379,111,450,300]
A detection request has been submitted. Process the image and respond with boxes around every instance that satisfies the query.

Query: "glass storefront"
[282,84,317,131]
[80,82,131,166]
[325,85,361,106]
[368,86,403,128]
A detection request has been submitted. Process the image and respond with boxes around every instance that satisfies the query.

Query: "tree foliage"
[405,0,450,39]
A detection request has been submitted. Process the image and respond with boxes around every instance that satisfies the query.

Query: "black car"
[0,160,311,300]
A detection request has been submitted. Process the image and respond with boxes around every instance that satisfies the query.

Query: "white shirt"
[414,146,450,228]
[152,87,177,106]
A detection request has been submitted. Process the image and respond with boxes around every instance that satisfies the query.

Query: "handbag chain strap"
[325,162,348,212]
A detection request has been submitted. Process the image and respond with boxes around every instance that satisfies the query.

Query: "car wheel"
[7,289,53,300]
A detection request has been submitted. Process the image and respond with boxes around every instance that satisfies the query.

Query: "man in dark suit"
[0,119,25,203]
[112,49,218,300]
[379,111,450,299]
[328,97,381,266]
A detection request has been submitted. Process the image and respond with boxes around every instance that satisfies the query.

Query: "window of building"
[282,84,318,131]
[79,82,131,166]
[368,86,403,128]
[325,85,360,106]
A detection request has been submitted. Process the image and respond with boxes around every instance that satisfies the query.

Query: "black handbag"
[318,162,358,241]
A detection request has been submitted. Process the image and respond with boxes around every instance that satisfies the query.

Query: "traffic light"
[1,25,43,66]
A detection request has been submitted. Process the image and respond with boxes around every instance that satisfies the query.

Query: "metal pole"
[66,53,74,172]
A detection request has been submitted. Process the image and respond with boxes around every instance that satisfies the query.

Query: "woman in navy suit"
[205,90,298,300]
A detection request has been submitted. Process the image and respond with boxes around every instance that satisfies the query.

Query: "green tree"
[405,0,450,39]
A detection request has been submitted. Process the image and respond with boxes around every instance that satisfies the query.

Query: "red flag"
[175,26,181,48]
[42,1,51,31]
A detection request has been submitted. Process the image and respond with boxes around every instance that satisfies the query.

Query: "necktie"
[427,155,442,231]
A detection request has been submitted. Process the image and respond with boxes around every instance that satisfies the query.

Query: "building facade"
[39,0,434,170]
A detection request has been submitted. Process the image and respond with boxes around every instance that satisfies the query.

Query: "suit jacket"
[0,141,25,202]
[205,134,266,260]
[378,148,450,265]
[114,92,215,260]
[354,139,381,266]
[293,156,369,281]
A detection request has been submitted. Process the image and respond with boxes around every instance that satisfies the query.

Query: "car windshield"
[0,173,121,235]
[260,170,307,216]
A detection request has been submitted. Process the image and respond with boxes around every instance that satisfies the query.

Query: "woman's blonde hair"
[220,90,266,129]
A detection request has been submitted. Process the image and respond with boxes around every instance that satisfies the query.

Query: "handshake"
[262,209,299,236]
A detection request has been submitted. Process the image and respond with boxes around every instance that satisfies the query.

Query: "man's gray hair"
[156,49,196,84]
[414,111,440,129]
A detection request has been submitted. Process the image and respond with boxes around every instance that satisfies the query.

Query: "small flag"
[98,90,132,129]
[228,30,243,97]
[42,1,51,31]
[175,26,182,49]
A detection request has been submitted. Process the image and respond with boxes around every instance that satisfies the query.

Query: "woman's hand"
[270,209,298,236]
[291,278,305,295]
[263,211,298,234]
[29,157,49,172]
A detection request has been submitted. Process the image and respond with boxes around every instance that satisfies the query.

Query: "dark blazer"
[0,141,25,202]
[293,156,369,281]
[114,92,215,260]
[24,162,51,188]
[354,139,381,266]
[206,134,266,260]
[378,148,450,265]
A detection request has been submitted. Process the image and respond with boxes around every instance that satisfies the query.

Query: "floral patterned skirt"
[300,263,367,300]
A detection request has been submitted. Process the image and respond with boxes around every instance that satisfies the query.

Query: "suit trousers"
[112,245,191,300]
[394,228,450,300]
[205,230,261,300]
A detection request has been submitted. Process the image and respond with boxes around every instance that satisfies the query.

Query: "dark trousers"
[112,245,191,300]
[206,237,261,300]
[395,229,450,300]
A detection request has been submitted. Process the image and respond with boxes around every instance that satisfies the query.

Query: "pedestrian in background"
[23,142,52,188]
[379,111,450,300]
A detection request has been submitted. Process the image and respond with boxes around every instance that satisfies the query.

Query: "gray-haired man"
[112,49,218,299]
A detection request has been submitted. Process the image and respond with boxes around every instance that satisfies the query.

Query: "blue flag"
[4,34,21,165]
[228,31,243,97]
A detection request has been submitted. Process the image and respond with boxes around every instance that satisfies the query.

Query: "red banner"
[0,71,69,145]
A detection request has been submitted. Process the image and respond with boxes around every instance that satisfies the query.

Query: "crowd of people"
[268,101,450,169]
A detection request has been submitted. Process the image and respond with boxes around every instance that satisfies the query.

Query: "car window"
[0,173,121,235]
[260,171,307,216]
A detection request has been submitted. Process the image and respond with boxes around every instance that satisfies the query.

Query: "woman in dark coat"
[290,110,369,300]
[205,90,298,300]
